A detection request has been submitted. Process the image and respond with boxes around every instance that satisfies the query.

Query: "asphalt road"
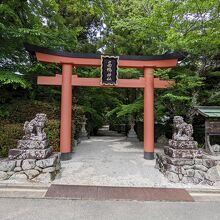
[0,198,220,220]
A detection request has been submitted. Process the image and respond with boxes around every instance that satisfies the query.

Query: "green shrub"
[73,106,84,140]
[45,119,60,152]
[44,119,80,152]
[1,99,60,123]
[0,123,23,157]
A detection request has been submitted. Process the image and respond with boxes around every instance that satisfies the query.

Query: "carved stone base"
[164,146,203,159]
[80,134,88,140]
[17,140,48,149]
[127,129,137,138]
[126,137,139,142]
[80,128,88,140]
[168,140,198,149]
[127,128,139,142]
[8,147,53,160]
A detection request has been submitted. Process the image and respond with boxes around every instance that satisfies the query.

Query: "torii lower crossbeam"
[38,74,174,89]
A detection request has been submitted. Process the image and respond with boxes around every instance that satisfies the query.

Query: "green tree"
[100,0,220,122]
[0,0,219,139]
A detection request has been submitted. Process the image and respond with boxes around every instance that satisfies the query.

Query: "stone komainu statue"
[172,116,193,141]
[23,113,47,141]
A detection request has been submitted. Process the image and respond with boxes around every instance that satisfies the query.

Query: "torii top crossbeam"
[26,44,178,68]
[25,44,179,160]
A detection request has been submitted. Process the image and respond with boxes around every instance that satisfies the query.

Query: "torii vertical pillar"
[60,63,73,160]
[144,68,155,159]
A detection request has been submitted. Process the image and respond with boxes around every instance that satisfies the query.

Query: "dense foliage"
[0,0,219,155]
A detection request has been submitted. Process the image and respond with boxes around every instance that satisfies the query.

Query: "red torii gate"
[26,44,178,160]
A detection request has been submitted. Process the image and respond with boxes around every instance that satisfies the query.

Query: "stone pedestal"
[9,136,53,160]
[164,146,203,159]
[127,122,139,142]
[8,147,53,160]
[17,140,48,149]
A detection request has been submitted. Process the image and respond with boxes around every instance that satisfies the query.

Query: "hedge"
[0,123,23,157]
[0,99,60,123]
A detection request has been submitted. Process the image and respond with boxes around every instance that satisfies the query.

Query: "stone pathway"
[53,133,220,189]
[96,125,125,136]
[54,135,164,186]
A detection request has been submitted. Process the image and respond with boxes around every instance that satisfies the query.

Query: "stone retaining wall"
[0,153,60,183]
[156,151,220,185]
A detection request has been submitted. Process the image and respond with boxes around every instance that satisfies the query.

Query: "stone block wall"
[0,153,60,182]
[156,153,220,185]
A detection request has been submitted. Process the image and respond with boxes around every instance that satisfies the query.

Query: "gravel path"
[53,135,220,189]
